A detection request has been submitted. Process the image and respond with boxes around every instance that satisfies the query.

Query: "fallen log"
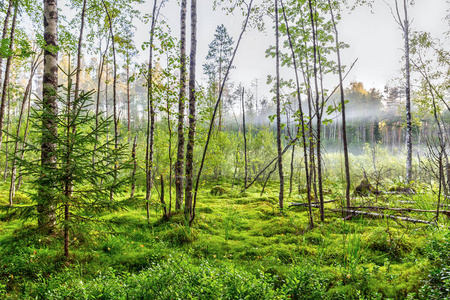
[348,206,450,216]
[384,187,416,195]
[289,199,338,207]
[330,208,435,225]
[394,200,450,208]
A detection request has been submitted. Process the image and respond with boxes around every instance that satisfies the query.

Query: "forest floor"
[0,180,449,299]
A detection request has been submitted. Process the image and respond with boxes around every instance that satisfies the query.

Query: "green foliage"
[0,38,12,57]
[0,155,445,299]
[23,258,279,299]
[4,82,130,254]
[419,232,450,299]
[203,24,235,83]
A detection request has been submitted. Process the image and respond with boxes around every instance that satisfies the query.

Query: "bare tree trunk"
[145,0,160,222]
[404,2,412,184]
[242,87,248,190]
[289,145,295,196]
[218,60,222,131]
[436,149,443,222]
[308,0,324,221]
[63,65,73,260]
[74,0,87,100]
[175,0,187,211]
[93,35,109,165]
[102,0,118,201]
[280,0,313,227]
[392,0,413,183]
[62,1,87,236]
[39,0,59,232]
[9,54,41,204]
[328,0,350,208]
[191,0,253,226]
[105,64,109,144]
[446,163,450,195]
[130,135,138,197]
[185,0,197,224]
[0,0,13,100]
[3,89,10,181]
[160,174,167,218]
[0,2,18,152]
[17,93,32,191]
[275,0,284,210]
[166,88,173,216]
[126,49,131,138]
[261,163,277,196]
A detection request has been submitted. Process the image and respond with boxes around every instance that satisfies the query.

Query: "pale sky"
[59,0,449,98]
[132,0,448,99]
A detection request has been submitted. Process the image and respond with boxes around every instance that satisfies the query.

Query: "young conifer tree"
[11,74,130,259]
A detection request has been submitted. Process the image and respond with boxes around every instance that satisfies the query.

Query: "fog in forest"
[2,0,450,298]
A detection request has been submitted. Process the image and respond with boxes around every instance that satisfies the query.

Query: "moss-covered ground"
[0,179,449,299]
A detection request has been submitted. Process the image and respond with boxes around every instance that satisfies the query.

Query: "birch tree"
[39,0,59,232]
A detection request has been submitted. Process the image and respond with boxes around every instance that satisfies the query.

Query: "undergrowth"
[0,178,448,299]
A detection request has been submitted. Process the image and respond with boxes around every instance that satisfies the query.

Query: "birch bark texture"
[185,0,197,223]
[39,0,59,231]
[390,0,413,184]
[275,0,284,210]
[175,0,187,210]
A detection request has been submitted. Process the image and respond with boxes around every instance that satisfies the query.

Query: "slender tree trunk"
[242,87,248,190]
[62,0,87,223]
[218,59,222,131]
[308,0,324,221]
[39,0,59,232]
[395,0,413,184]
[261,163,277,196]
[74,0,87,101]
[146,0,159,222]
[93,35,109,165]
[126,49,131,137]
[110,27,118,150]
[185,0,197,223]
[289,144,295,196]
[298,9,317,209]
[9,55,41,204]
[63,65,73,260]
[280,0,313,227]
[105,64,109,144]
[17,93,32,191]
[175,0,187,211]
[160,174,167,218]
[130,135,138,197]
[166,85,173,216]
[102,0,118,200]
[429,83,446,217]
[191,0,253,225]
[0,0,13,100]
[3,89,10,181]
[0,2,18,152]
[328,0,350,209]
[437,148,443,222]
[275,0,284,210]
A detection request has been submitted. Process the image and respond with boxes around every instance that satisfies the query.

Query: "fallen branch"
[348,206,450,216]
[330,208,435,225]
[381,190,416,195]
[394,200,450,208]
[243,137,298,191]
[289,199,337,207]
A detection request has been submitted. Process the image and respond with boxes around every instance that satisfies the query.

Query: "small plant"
[4,72,130,259]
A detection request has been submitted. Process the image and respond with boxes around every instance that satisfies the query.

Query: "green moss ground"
[0,180,448,299]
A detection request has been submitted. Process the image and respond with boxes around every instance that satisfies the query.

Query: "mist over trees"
[1,0,450,298]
